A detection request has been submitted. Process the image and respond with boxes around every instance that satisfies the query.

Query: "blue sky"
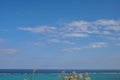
[0,0,120,69]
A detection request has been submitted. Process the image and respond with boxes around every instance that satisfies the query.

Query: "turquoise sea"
[0,70,120,80]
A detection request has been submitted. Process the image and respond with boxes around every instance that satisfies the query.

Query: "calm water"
[0,69,120,80]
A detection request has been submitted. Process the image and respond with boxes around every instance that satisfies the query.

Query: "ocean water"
[0,69,120,80]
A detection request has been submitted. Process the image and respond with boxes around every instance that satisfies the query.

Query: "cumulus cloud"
[63,42,107,52]
[0,48,18,54]
[18,25,56,33]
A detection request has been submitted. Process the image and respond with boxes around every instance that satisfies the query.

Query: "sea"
[0,69,120,80]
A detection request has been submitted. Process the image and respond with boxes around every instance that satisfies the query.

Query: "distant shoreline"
[0,69,120,73]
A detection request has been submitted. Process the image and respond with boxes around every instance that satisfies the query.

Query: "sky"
[0,0,120,69]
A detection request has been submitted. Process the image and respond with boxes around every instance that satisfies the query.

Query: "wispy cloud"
[63,42,107,52]
[98,36,120,41]
[18,25,56,33]
[0,48,18,54]
[65,19,120,35]
[63,33,88,38]
[94,19,120,26]
[85,42,107,48]
[18,19,120,48]
[18,19,120,37]
[66,20,90,31]
[105,26,120,32]
[49,39,75,45]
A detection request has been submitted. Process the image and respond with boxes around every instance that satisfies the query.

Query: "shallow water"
[0,73,120,80]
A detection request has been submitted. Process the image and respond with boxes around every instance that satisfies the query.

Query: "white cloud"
[63,21,90,33]
[0,38,5,43]
[18,25,56,33]
[63,42,107,52]
[0,48,18,54]
[99,36,120,41]
[67,21,90,31]
[85,42,107,48]
[94,19,120,26]
[17,19,120,49]
[105,26,120,31]
[63,33,88,37]
[49,39,75,45]
[94,19,120,32]
[18,19,120,39]
[101,31,111,35]
[64,19,120,36]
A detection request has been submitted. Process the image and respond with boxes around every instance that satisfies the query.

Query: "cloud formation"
[18,18,120,51]
[18,26,56,33]
[18,19,120,37]
[63,33,88,38]
[85,42,107,48]
[64,19,120,35]
[63,42,107,52]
